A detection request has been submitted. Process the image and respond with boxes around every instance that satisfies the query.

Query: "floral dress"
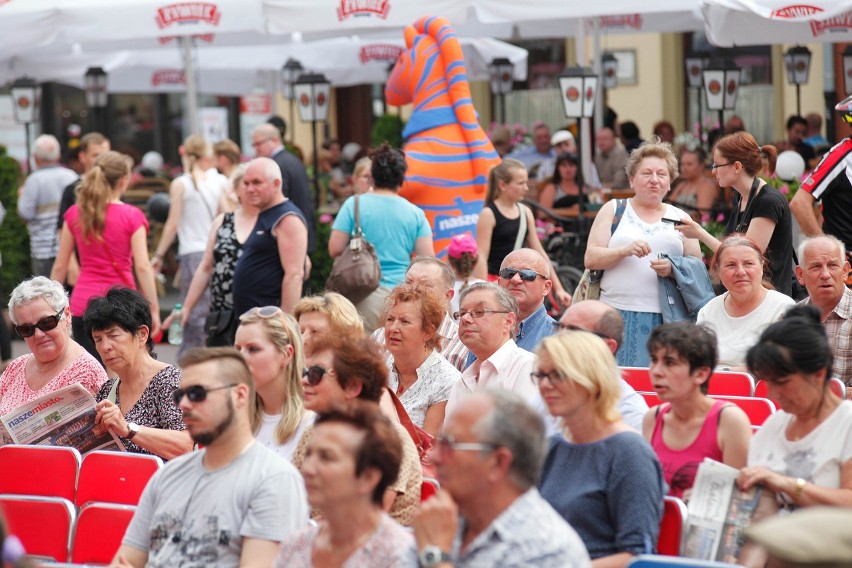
[210,212,243,310]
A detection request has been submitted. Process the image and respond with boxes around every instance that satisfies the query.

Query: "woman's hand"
[95,399,130,438]
[621,239,652,258]
[650,257,673,278]
[677,216,709,241]
[738,465,787,493]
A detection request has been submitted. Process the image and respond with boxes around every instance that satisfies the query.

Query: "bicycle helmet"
[836,94,852,125]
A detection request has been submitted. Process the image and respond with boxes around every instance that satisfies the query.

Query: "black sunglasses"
[302,365,329,386]
[498,267,546,282]
[172,383,238,406]
[15,309,64,338]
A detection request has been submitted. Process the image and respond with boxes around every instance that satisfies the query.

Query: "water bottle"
[168,303,183,346]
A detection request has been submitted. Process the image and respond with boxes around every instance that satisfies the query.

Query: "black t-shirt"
[487,202,522,275]
[57,179,80,230]
[725,183,793,296]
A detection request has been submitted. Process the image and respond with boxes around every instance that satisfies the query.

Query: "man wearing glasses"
[112,347,308,568]
[445,283,539,419]
[497,248,558,353]
[411,390,590,567]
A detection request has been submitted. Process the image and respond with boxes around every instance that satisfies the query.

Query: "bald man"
[497,248,558,353]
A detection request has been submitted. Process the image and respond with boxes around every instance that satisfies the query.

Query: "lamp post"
[10,76,40,173]
[557,66,598,232]
[601,52,618,115]
[280,58,303,142]
[685,55,706,144]
[702,58,741,134]
[842,45,852,96]
[488,57,514,124]
[784,46,812,116]
[293,72,331,209]
[84,66,108,133]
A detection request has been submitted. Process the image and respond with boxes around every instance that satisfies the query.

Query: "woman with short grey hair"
[0,276,107,415]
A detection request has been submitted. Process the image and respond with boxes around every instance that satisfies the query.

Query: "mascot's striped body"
[386,15,501,256]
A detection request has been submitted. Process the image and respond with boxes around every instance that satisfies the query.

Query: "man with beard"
[110,347,308,568]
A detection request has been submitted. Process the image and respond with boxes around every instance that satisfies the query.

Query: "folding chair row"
[639,392,776,428]
[621,367,755,397]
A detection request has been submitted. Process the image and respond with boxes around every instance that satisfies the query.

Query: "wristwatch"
[419,545,451,567]
[126,422,141,440]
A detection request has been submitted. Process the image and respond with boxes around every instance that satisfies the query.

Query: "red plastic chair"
[709,395,775,427]
[658,496,687,556]
[620,367,653,392]
[830,377,846,398]
[755,378,845,408]
[75,450,163,507]
[0,445,81,501]
[708,371,755,397]
[0,494,75,562]
[640,391,662,408]
[71,502,136,564]
[420,477,440,503]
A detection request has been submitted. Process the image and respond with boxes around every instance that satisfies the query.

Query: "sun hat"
[551,130,575,146]
[448,234,478,258]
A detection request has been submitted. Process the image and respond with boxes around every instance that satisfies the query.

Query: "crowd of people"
[2,106,852,567]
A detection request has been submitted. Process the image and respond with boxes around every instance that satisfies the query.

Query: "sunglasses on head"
[15,309,64,338]
[171,383,237,406]
[240,306,283,321]
[302,365,329,386]
[498,267,545,282]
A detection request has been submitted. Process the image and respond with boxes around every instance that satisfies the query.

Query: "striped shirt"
[372,314,470,372]
[800,287,852,387]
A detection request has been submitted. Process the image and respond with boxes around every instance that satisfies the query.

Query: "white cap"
[141,151,164,172]
[551,130,575,146]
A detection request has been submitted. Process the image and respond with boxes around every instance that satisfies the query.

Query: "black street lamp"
[602,52,618,90]
[784,46,812,116]
[280,58,304,142]
[294,72,331,209]
[10,76,40,173]
[685,55,706,142]
[488,57,514,124]
[703,58,741,132]
[84,66,108,133]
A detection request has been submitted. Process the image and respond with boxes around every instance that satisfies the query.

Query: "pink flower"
[778,184,790,195]
[701,213,711,223]
[319,213,333,224]
[716,213,725,223]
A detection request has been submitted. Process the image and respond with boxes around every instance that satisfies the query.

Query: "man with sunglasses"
[497,249,558,353]
[558,300,648,431]
[113,347,308,568]
[411,390,590,567]
[791,96,852,254]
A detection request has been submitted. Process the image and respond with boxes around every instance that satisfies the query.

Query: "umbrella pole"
[181,36,199,135]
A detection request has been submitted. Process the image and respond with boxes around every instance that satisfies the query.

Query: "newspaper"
[0,383,125,454]
[683,458,763,563]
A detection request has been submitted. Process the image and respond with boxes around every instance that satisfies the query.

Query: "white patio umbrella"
[701,0,852,46]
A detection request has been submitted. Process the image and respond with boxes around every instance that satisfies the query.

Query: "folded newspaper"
[0,383,125,454]
[683,458,763,563]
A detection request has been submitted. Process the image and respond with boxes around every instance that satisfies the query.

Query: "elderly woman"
[697,236,794,370]
[294,292,365,358]
[678,132,792,295]
[537,331,664,566]
[643,322,752,500]
[274,400,413,567]
[739,304,852,511]
[0,277,107,416]
[86,287,192,459]
[235,306,313,460]
[294,337,422,527]
[383,284,461,435]
[329,144,434,333]
[585,137,703,366]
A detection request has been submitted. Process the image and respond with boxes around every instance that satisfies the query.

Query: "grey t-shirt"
[17,165,78,259]
[123,442,308,567]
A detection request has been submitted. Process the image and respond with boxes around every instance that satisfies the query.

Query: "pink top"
[650,399,727,498]
[0,352,108,416]
[65,203,149,316]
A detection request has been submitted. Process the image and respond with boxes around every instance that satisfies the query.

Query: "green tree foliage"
[371,114,406,149]
[0,146,26,305]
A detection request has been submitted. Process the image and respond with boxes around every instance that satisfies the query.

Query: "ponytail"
[77,151,131,241]
[485,158,525,205]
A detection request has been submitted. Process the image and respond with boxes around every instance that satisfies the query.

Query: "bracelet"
[792,477,807,500]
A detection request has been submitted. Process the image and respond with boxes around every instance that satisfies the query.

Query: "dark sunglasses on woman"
[14,309,64,338]
[302,365,329,386]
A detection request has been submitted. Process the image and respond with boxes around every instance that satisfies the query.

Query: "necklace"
[34,341,70,374]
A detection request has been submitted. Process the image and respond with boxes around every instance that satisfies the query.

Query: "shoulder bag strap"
[514,202,528,250]
[183,174,216,222]
[100,238,134,288]
[386,386,426,446]
[353,194,362,236]
[611,198,627,235]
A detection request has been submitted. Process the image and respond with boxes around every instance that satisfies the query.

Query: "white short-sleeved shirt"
[256,410,314,462]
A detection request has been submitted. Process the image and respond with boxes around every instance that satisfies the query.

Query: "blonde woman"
[51,151,160,363]
[234,306,312,460]
[151,135,231,353]
[294,292,364,358]
[536,331,665,566]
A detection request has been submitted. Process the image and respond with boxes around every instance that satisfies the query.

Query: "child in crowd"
[447,233,484,313]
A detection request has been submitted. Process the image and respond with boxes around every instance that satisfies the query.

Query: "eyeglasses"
[498,267,546,282]
[452,308,511,321]
[557,323,610,340]
[530,370,565,385]
[434,434,497,454]
[302,365,330,386]
[710,161,736,171]
[15,309,64,338]
[172,383,238,406]
[240,306,283,321]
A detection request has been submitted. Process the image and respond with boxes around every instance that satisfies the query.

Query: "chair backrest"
[830,377,845,398]
[0,494,75,562]
[71,502,136,564]
[420,477,440,503]
[641,391,662,408]
[709,395,775,427]
[708,371,755,397]
[658,496,687,556]
[628,554,738,567]
[620,367,653,392]
[76,450,163,507]
[0,445,81,501]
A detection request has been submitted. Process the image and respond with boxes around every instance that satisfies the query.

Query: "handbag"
[325,195,382,304]
[572,199,627,303]
[204,308,236,347]
[386,387,435,477]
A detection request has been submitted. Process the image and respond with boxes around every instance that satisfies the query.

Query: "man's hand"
[412,489,458,553]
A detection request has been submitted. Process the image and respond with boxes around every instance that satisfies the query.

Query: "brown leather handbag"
[325,195,381,303]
